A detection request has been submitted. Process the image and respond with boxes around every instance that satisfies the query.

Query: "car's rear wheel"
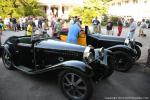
[58,70,93,100]
[114,51,133,72]
[2,49,14,70]
[134,45,141,61]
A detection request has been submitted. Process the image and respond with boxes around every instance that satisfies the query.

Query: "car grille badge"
[58,57,64,62]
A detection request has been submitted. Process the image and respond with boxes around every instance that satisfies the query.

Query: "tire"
[113,51,133,72]
[2,49,14,70]
[58,69,93,100]
[134,45,141,61]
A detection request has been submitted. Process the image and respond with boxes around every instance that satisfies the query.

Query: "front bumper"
[89,49,115,81]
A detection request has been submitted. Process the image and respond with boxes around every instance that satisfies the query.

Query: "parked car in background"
[59,26,142,72]
[0,33,114,100]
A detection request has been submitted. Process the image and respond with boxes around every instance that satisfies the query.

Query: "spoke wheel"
[114,51,133,72]
[2,49,14,70]
[59,70,93,100]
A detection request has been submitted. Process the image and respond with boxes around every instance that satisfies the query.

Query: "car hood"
[36,39,86,53]
[89,34,126,42]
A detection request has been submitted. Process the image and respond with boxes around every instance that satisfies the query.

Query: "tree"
[0,0,19,18]
[69,0,110,25]
[17,0,44,16]
[0,0,45,18]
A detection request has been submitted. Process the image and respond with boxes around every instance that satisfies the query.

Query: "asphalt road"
[0,28,150,100]
[0,61,150,100]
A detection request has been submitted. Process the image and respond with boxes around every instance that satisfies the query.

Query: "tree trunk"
[147,49,150,67]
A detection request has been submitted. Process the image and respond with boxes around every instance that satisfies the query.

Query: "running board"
[14,65,54,75]
[14,65,34,74]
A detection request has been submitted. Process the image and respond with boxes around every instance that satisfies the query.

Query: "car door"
[34,46,60,68]
[15,38,34,68]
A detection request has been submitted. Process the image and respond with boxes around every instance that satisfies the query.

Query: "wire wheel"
[2,49,14,70]
[59,70,93,100]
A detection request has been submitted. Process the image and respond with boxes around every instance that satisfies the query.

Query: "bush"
[111,16,119,26]
[101,15,119,26]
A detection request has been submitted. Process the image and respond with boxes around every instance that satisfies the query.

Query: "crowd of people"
[92,16,148,40]
[0,15,149,45]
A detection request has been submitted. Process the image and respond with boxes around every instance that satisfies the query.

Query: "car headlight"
[124,38,129,45]
[131,38,135,45]
[83,46,95,63]
[98,47,105,59]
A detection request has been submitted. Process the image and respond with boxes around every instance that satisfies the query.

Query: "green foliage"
[111,16,118,26]
[69,0,109,25]
[101,15,119,26]
[0,0,44,18]
[0,0,19,18]
[101,14,109,26]
[17,0,45,16]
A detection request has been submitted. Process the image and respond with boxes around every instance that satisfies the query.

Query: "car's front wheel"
[2,49,14,70]
[58,70,93,100]
[114,51,133,72]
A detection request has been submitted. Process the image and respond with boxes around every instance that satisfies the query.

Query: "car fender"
[2,44,10,53]
[135,41,142,47]
[107,45,136,57]
[45,60,94,77]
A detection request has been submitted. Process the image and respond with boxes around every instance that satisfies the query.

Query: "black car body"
[60,27,142,72]
[87,33,142,60]
[1,35,114,100]
[85,25,142,72]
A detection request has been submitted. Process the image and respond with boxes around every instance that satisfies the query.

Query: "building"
[38,0,83,20]
[108,0,150,21]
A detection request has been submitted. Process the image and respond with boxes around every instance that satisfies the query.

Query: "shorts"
[13,24,17,27]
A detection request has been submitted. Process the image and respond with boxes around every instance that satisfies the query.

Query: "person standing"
[67,18,81,44]
[106,19,114,35]
[38,18,42,29]
[92,16,101,33]
[0,17,3,45]
[50,17,56,37]
[12,17,17,32]
[26,20,33,36]
[69,17,75,25]
[138,19,147,37]
[54,18,62,38]
[34,17,39,28]
[42,19,49,38]
[128,18,137,39]
[117,18,123,36]
[4,18,10,30]
[19,17,23,31]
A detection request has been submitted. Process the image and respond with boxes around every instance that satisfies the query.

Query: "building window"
[144,0,147,3]
[112,3,115,6]
[125,0,129,4]
[133,0,138,4]
[118,2,121,6]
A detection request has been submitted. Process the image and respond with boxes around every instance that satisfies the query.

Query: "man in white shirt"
[138,19,147,37]
[128,18,137,39]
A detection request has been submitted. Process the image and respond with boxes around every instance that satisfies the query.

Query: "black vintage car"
[60,26,142,72]
[1,34,114,100]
